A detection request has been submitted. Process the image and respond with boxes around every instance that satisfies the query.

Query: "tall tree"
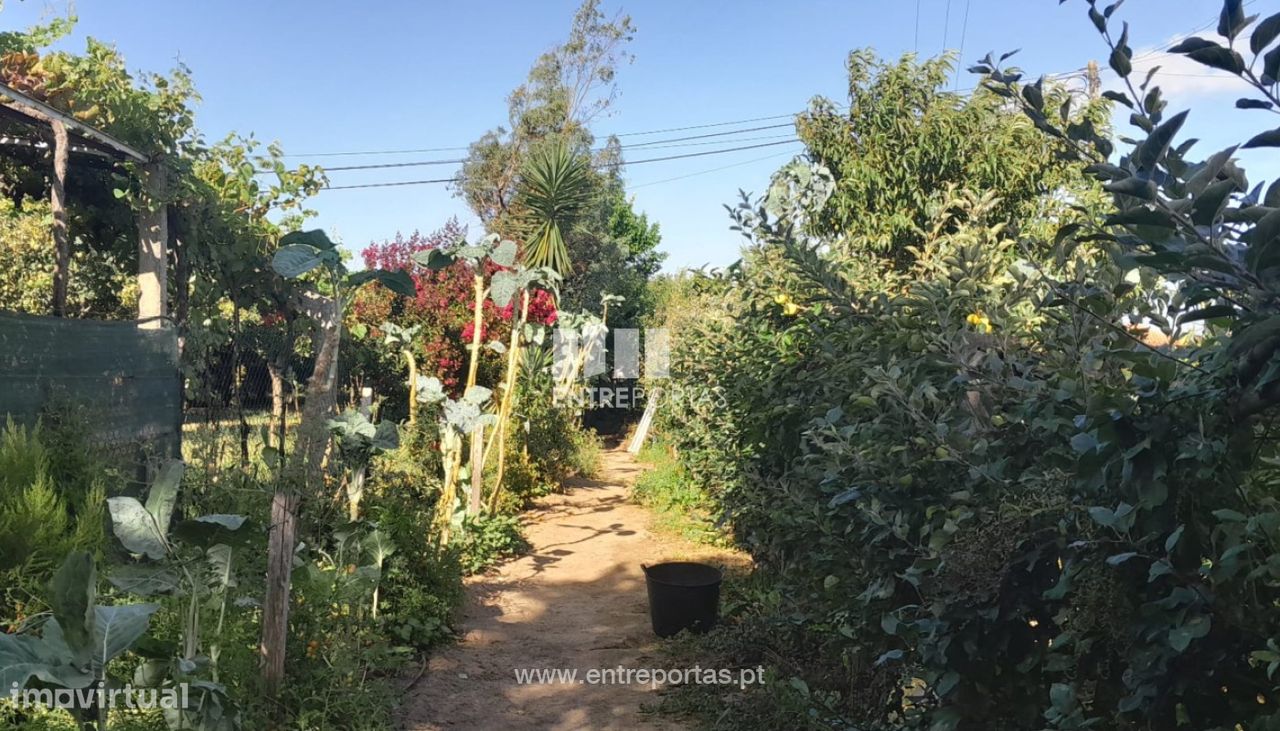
[456,0,633,236]
[796,50,1099,271]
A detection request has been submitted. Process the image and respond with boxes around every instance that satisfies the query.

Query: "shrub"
[0,419,106,619]
[646,20,1280,727]
[456,513,530,575]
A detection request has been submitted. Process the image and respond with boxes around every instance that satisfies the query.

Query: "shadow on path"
[399,449,739,731]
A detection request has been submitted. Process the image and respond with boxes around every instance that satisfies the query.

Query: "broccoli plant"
[326,409,399,522]
[0,552,158,731]
[106,459,250,730]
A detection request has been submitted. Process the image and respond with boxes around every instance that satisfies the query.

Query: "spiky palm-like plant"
[519,141,593,275]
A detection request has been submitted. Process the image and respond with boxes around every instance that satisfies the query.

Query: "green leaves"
[1133,110,1187,171]
[1243,127,1280,149]
[108,496,170,560]
[1,553,158,693]
[272,243,326,279]
[1252,12,1280,54]
[1109,22,1133,77]
[519,141,593,275]
[1169,36,1245,73]
[1218,0,1250,39]
[50,551,95,659]
[1168,614,1211,652]
[91,603,160,674]
[347,268,416,297]
[327,409,400,463]
[411,248,457,270]
[416,375,447,404]
[172,514,254,548]
[490,270,520,308]
[108,565,183,596]
[279,229,337,251]
[490,239,518,268]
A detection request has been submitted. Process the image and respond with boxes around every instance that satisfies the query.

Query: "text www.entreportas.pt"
[512,665,765,689]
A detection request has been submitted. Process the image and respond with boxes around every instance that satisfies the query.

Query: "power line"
[283,112,800,159]
[630,149,801,189]
[611,138,801,166]
[1049,0,1259,80]
[317,138,803,192]
[283,145,470,158]
[324,177,456,191]
[611,122,794,147]
[955,0,972,91]
[268,123,799,175]
[942,0,953,54]
[322,157,465,173]
[914,0,922,52]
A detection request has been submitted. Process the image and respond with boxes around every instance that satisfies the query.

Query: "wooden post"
[261,292,340,696]
[137,163,168,327]
[260,489,299,697]
[49,119,69,317]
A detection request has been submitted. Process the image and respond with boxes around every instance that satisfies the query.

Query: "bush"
[518,377,603,482]
[651,19,1280,728]
[0,419,107,622]
[631,440,721,544]
[455,512,530,575]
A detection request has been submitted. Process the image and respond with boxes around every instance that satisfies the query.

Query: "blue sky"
[3,0,1274,271]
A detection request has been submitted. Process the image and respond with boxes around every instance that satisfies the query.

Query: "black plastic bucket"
[643,561,723,637]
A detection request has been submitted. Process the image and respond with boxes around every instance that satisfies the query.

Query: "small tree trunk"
[268,362,286,448]
[269,319,297,455]
[297,295,341,480]
[231,304,249,468]
[465,273,485,391]
[347,466,366,522]
[261,293,339,696]
[49,119,69,317]
[405,350,419,426]
[468,423,484,515]
[488,290,530,511]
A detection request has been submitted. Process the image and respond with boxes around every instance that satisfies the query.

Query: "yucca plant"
[518,140,593,275]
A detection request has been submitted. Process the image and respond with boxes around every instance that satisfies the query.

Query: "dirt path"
[400,448,738,730]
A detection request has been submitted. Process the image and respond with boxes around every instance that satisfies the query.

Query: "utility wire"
[914,0,922,52]
[318,138,803,192]
[942,0,953,54]
[1049,0,1259,80]
[630,149,801,189]
[610,122,794,147]
[266,123,799,174]
[284,113,800,159]
[955,0,972,90]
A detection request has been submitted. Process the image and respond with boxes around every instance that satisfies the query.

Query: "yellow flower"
[783,302,801,316]
[966,312,992,333]
[774,293,792,305]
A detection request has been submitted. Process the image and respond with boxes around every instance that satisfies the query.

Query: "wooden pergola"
[0,80,168,325]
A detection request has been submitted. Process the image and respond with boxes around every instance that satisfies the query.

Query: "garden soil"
[400,447,743,730]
